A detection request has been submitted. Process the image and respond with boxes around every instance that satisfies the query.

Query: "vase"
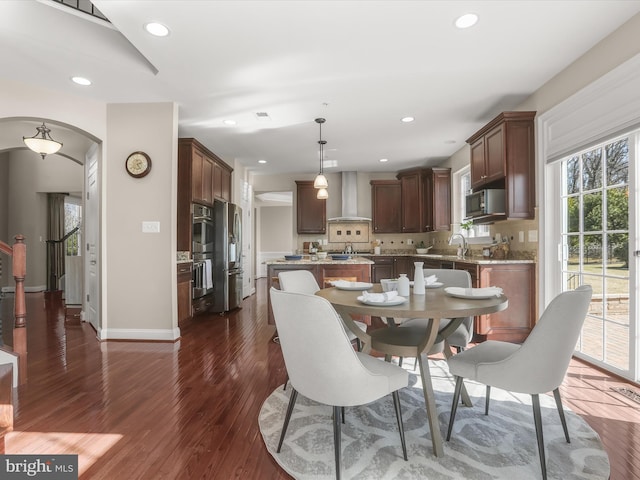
[413,261,425,295]
[397,274,410,297]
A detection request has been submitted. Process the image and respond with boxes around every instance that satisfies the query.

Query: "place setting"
[444,286,504,299]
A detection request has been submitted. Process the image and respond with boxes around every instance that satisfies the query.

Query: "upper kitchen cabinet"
[370,180,402,233]
[466,111,536,219]
[178,138,233,205]
[396,167,451,232]
[296,181,326,234]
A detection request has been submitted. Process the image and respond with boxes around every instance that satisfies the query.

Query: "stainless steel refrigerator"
[213,200,243,312]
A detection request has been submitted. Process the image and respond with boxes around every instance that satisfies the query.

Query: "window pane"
[566,196,580,233]
[582,191,602,232]
[606,187,628,231]
[583,234,603,275]
[605,138,628,186]
[607,233,629,277]
[581,315,603,361]
[605,322,629,370]
[566,155,580,194]
[582,148,602,191]
[566,235,580,272]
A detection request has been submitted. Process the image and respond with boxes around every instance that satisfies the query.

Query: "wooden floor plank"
[1,280,638,479]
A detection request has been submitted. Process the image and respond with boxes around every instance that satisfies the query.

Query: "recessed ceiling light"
[255,112,272,122]
[379,158,389,163]
[401,117,414,123]
[71,76,91,86]
[258,159,267,164]
[455,13,478,29]
[223,119,237,126]
[145,22,170,37]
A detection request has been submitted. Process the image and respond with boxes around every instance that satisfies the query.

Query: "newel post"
[12,235,27,385]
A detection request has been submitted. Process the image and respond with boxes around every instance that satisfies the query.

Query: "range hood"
[327,171,372,222]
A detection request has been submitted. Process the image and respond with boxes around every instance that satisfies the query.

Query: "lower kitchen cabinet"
[365,256,413,283]
[266,263,371,325]
[177,262,192,325]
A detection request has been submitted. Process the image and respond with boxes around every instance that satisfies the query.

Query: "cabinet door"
[484,124,506,184]
[220,166,231,201]
[399,173,422,233]
[202,155,214,205]
[394,256,412,277]
[431,168,451,231]
[371,262,394,283]
[371,180,401,233]
[177,263,192,325]
[470,138,486,189]
[296,181,326,234]
[213,162,222,200]
[191,147,205,203]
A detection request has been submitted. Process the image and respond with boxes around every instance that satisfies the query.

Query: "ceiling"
[2,1,640,175]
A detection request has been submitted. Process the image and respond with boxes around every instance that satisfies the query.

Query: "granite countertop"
[266,256,374,265]
[337,252,535,264]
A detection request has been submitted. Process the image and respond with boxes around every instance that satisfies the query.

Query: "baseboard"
[1,285,47,293]
[99,327,181,342]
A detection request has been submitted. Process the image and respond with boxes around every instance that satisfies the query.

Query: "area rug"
[258,360,610,479]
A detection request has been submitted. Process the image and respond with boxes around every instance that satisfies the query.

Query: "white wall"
[104,102,178,339]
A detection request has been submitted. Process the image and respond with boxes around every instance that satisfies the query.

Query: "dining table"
[315,283,508,457]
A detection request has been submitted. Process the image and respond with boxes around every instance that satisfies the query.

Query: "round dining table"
[316,284,508,458]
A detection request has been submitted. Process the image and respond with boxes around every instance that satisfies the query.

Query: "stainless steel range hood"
[327,171,372,222]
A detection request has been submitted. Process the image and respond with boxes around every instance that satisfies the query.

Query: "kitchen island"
[265,256,373,325]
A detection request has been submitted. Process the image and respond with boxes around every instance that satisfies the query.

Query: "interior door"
[84,144,100,333]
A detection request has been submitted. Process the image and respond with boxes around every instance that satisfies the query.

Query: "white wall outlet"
[407,239,414,245]
[519,231,525,243]
[142,221,160,233]
[528,230,538,242]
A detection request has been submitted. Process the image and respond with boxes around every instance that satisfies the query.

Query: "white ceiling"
[2,0,640,174]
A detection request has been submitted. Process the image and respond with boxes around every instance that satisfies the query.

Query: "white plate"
[444,287,503,300]
[357,295,407,306]
[334,282,374,291]
[409,281,443,288]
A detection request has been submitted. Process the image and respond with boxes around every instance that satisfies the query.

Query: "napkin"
[425,274,438,285]
[361,290,398,302]
[331,280,353,288]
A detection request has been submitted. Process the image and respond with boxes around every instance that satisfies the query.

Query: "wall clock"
[125,151,152,178]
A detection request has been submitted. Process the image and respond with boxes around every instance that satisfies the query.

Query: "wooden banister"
[0,234,27,385]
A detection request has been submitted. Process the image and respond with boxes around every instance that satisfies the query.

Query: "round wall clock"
[125,151,152,178]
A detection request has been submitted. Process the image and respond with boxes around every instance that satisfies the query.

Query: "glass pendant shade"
[313,173,328,189]
[316,188,329,200]
[23,123,62,159]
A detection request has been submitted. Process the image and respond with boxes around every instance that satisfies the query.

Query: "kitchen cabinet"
[178,138,233,251]
[396,168,451,233]
[177,263,192,325]
[266,262,371,325]
[296,181,326,234]
[454,261,535,343]
[366,256,412,282]
[370,180,401,233]
[466,111,536,220]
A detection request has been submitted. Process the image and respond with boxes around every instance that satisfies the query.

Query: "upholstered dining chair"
[270,287,409,480]
[278,270,368,350]
[446,285,593,480]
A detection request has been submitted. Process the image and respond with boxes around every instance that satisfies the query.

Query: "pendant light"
[313,118,329,194]
[23,122,62,159]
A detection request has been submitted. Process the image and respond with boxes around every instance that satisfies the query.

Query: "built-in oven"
[192,204,214,254]
[192,252,214,299]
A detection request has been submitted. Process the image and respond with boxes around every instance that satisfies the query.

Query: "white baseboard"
[98,327,181,342]
[1,285,47,293]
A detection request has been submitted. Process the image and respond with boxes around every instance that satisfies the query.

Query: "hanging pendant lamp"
[23,122,63,159]
[313,118,329,193]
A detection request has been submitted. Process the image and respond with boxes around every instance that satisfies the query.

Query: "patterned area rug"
[259,360,610,479]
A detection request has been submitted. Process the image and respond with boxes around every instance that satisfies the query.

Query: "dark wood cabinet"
[296,181,326,234]
[178,138,233,251]
[366,256,413,282]
[423,168,451,231]
[177,263,192,326]
[370,180,401,233]
[466,111,536,220]
[266,262,371,324]
[454,261,535,343]
[398,172,422,233]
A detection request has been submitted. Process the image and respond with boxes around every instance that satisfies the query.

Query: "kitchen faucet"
[449,233,468,258]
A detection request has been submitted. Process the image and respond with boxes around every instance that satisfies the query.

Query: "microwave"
[465,189,506,218]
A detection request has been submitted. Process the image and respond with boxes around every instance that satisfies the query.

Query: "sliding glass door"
[557,133,638,378]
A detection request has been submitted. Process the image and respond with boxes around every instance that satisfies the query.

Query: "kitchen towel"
[204,259,213,289]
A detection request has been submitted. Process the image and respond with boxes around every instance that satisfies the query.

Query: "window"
[64,197,82,257]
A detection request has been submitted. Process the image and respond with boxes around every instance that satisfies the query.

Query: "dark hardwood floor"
[0,280,639,479]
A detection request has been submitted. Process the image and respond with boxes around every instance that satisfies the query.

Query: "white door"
[84,144,100,332]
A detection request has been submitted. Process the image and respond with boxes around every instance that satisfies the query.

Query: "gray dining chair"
[270,287,409,480]
[446,285,593,480]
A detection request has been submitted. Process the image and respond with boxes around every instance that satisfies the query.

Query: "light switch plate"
[528,230,538,242]
[142,221,160,233]
[519,231,525,243]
